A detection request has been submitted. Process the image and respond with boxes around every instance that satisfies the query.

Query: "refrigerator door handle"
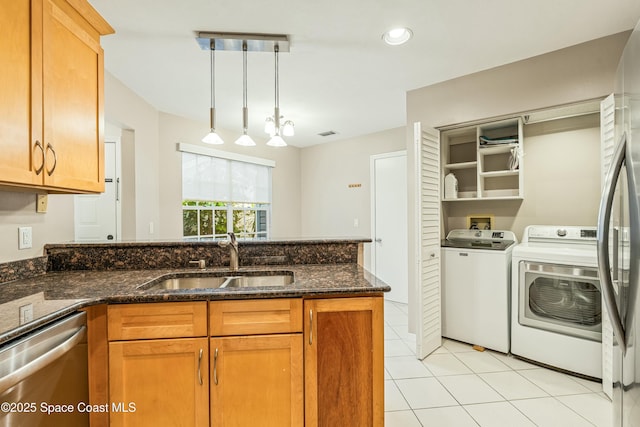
[597,131,627,353]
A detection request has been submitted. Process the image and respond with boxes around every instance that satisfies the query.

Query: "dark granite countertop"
[0,263,390,345]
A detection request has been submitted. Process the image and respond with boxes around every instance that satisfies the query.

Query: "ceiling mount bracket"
[196,31,290,52]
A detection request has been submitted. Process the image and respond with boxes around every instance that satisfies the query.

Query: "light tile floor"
[384,300,612,427]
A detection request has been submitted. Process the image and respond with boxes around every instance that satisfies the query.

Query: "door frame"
[370,150,407,294]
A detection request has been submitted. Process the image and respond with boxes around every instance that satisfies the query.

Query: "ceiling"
[89,0,640,148]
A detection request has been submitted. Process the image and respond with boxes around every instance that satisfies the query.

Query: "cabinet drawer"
[210,299,302,336]
[108,302,208,341]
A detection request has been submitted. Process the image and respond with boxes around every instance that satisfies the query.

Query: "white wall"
[0,191,74,262]
[300,127,406,270]
[103,72,161,240]
[156,112,302,239]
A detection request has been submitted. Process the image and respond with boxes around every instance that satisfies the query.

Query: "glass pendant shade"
[267,134,286,147]
[202,129,224,145]
[282,120,295,136]
[235,134,256,146]
[264,117,276,136]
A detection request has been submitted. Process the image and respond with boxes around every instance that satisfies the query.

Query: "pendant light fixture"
[234,41,256,146]
[264,116,295,137]
[202,42,224,145]
[195,32,291,147]
[267,44,287,147]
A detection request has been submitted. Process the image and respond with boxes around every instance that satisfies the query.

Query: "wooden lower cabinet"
[304,297,384,427]
[210,334,303,426]
[108,338,209,427]
[103,296,383,426]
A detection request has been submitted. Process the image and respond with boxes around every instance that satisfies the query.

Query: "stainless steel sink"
[148,276,229,290]
[141,271,294,291]
[223,274,294,288]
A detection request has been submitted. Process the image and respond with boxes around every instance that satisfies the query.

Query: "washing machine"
[441,229,517,353]
[510,225,602,378]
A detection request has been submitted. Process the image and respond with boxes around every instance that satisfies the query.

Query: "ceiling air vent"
[318,130,338,137]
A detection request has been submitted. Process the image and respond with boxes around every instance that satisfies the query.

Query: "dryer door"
[518,261,602,341]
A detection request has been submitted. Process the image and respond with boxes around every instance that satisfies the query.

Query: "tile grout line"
[383,302,610,427]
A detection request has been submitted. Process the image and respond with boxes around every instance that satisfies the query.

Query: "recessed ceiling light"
[382,27,413,46]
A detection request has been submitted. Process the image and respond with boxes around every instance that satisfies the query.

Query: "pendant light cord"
[275,45,279,111]
[241,42,249,133]
[274,45,280,132]
[210,46,215,110]
[209,44,215,130]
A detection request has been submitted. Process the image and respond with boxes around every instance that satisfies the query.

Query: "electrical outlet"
[19,304,33,324]
[18,227,32,250]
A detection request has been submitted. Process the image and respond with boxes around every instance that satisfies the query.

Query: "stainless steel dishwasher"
[0,312,89,426]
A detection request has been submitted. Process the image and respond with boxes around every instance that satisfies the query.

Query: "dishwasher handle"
[0,325,86,392]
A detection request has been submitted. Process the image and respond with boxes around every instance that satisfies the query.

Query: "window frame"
[179,144,274,241]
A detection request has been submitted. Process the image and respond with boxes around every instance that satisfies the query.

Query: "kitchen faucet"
[218,232,239,271]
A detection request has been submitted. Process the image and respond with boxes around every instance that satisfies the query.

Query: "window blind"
[182,152,271,203]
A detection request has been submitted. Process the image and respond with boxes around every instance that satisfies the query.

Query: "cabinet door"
[0,0,42,186]
[41,0,104,192]
[109,338,209,427]
[210,334,303,427]
[304,297,384,427]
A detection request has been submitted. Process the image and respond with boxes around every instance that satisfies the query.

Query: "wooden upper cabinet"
[0,0,41,187]
[304,296,385,427]
[0,0,113,193]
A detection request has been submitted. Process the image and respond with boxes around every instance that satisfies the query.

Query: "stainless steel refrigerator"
[598,19,640,427]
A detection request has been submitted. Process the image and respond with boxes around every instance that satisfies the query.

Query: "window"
[181,149,272,240]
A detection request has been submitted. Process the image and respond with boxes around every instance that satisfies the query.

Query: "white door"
[414,123,442,359]
[371,151,408,303]
[74,141,119,241]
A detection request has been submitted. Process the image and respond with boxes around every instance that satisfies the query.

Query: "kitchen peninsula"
[0,238,388,427]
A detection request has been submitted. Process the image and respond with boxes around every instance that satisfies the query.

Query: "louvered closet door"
[600,93,615,400]
[414,122,442,359]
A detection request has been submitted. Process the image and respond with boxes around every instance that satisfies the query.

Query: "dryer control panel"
[524,225,597,243]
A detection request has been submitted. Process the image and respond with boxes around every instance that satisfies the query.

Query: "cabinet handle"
[197,348,203,385]
[45,143,57,176]
[213,348,219,385]
[309,309,313,345]
[33,141,45,175]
